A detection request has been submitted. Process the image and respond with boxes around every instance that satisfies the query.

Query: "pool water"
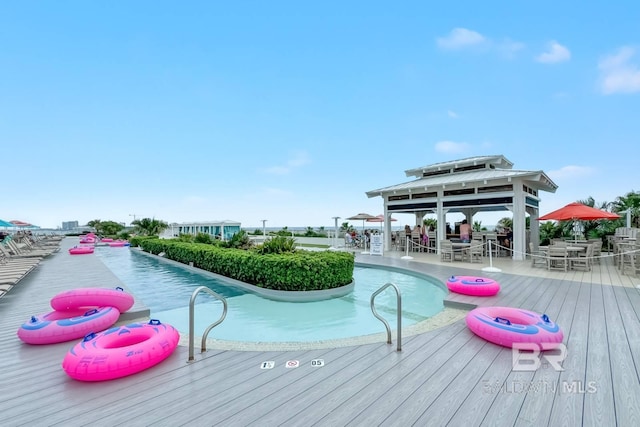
[95,247,447,343]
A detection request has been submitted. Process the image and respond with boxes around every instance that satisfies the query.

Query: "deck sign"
[310,359,325,367]
[285,360,300,369]
[261,361,275,369]
[370,234,383,256]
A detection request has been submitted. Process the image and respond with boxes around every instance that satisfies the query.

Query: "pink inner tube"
[465,306,563,350]
[69,246,94,255]
[17,307,121,345]
[446,275,500,296]
[62,319,180,381]
[51,287,135,313]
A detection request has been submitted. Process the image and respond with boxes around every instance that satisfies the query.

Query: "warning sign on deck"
[260,361,275,369]
[285,360,300,369]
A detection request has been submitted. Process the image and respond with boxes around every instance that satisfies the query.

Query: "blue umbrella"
[0,219,14,228]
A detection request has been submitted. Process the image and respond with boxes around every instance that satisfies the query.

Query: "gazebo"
[365,155,558,260]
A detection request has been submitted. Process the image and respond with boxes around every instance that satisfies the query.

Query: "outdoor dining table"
[566,246,586,256]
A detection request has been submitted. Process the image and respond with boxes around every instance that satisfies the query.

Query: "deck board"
[546,281,590,426]
[583,283,616,426]
[602,282,640,425]
[1,239,640,426]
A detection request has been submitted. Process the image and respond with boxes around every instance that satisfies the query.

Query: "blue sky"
[2,1,639,230]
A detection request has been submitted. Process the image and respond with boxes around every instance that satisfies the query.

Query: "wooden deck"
[1,238,640,426]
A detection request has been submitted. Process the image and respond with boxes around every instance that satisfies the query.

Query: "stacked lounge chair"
[0,234,62,298]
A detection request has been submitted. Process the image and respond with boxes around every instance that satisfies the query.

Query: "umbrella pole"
[361,220,370,254]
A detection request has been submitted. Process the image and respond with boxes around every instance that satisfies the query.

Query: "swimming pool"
[95,247,447,343]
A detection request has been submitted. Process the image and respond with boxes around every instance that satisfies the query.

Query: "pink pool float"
[51,287,135,313]
[62,319,180,381]
[108,240,129,247]
[465,306,563,350]
[69,246,94,255]
[17,307,120,345]
[446,276,500,296]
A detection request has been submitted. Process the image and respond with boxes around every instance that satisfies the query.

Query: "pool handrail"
[188,286,228,362]
[370,282,402,351]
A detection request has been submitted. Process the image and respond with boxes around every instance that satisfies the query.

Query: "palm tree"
[131,218,169,236]
[497,217,512,231]
[575,196,616,239]
[612,191,640,228]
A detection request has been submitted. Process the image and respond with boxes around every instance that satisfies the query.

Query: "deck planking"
[1,239,640,426]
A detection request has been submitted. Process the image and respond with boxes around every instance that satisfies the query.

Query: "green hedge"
[129,237,354,291]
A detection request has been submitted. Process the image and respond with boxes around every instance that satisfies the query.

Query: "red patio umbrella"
[538,202,620,221]
[538,202,620,240]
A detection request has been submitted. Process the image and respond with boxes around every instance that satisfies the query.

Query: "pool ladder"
[188,286,228,362]
[370,282,402,351]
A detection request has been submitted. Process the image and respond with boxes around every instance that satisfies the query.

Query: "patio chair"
[570,243,593,271]
[588,239,603,264]
[468,240,484,263]
[410,229,421,252]
[619,242,639,276]
[427,231,437,253]
[440,240,454,262]
[529,243,547,268]
[547,246,568,272]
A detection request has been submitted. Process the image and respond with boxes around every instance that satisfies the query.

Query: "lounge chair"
[4,239,52,257]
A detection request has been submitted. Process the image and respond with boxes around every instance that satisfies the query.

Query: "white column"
[512,182,526,260]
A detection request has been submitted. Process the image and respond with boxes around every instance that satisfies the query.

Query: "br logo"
[512,343,567,371]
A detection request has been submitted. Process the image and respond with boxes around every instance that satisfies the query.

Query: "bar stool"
[485,233,499,258]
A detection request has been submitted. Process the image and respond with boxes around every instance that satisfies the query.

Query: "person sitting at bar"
[459,219,471,243]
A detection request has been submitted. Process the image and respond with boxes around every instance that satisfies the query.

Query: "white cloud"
[447,110,459,119]
[436,29,524,59]
[547,165,595,181]
[260,150,311,175]
[435,140,471,154]
[598,46,640,94]
[436,28,486,50]
[536,41,571,63]
[498,39,526,58]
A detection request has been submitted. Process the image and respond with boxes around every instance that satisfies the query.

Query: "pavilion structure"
[365,155,558,260]
[167,220,241,241]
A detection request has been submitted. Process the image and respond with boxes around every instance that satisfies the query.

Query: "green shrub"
[194,232,213,244]
[255,235,296,254]
[132,237,354,291]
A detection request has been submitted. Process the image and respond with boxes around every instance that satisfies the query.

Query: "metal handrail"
[370,282,402,351]
[188,286,228,362]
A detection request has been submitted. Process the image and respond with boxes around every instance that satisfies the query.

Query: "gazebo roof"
[404,155,514,178]
[366,155,557,198]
